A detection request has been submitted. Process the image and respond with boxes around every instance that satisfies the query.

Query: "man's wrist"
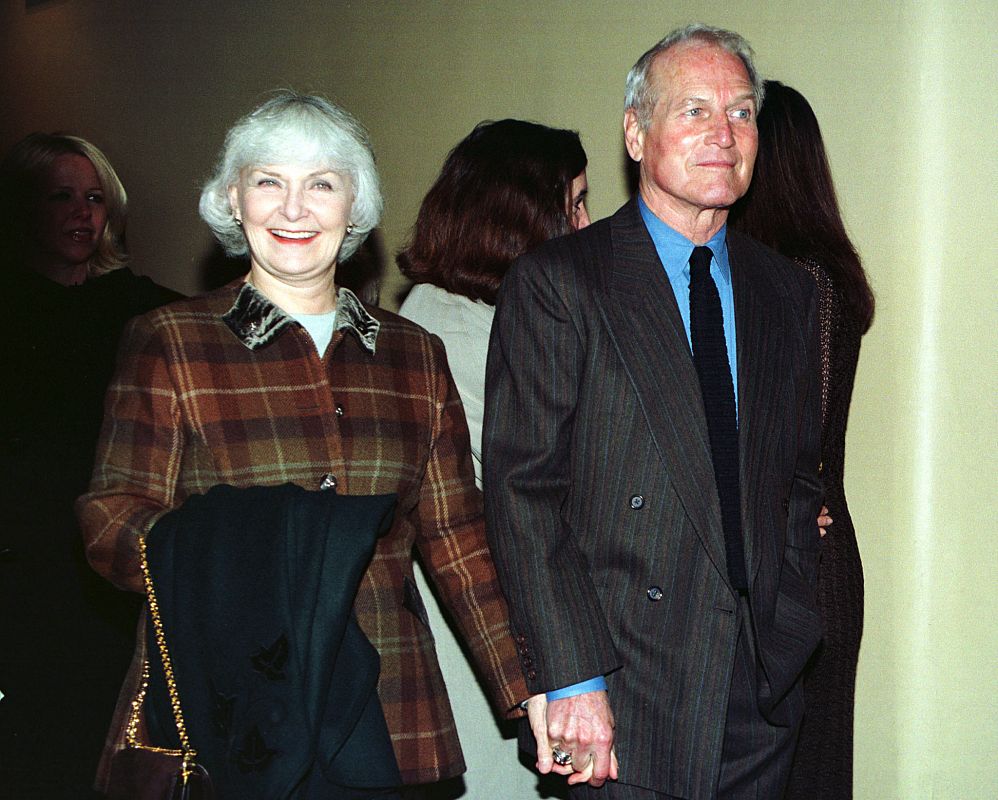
[545,676,607,701]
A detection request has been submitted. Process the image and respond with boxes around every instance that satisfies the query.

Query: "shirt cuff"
[545,676,607,701]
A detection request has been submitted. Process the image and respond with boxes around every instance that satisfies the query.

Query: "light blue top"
[638,196,738,415]
[293,309,337,356]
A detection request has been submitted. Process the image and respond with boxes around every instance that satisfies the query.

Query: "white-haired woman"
[77,92,527,798]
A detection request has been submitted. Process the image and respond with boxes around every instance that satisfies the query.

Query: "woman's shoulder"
[139,279,243,332]
[398,283,491,335]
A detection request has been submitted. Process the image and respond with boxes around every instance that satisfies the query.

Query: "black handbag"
[106,534,214,800]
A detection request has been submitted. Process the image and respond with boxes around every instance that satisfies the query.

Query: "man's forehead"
[651,41,753,96]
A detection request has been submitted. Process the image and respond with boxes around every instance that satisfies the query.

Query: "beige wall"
[3,1,994,797]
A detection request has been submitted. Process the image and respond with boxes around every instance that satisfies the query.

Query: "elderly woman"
[0,133,176,797]
[77,92,527,797]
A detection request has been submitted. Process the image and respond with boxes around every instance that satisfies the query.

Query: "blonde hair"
[1,132,129,277]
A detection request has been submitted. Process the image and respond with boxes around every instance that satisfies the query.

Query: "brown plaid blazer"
[77,280,527,788]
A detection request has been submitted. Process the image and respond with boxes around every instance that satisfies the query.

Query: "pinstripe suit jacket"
[483,200,823,798]
[78,280,527,789]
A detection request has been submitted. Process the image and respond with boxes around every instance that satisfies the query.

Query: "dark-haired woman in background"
[399,119,589,484]
[397,119,588,794]
[729,80,875,799]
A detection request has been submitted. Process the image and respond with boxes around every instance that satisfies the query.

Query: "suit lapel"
[594,201,728,578]
[730,232,786,583]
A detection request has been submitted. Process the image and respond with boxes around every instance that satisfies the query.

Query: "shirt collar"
[222,281,380,354]
[637,195,731,287]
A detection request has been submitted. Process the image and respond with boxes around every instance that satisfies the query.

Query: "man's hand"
[545,690,618,787]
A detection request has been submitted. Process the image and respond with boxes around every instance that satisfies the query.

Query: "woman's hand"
[818,505,832,538]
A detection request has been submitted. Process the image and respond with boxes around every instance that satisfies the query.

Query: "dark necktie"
[689,245,747,592]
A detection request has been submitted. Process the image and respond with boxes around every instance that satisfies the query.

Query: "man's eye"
[732,108,751,120]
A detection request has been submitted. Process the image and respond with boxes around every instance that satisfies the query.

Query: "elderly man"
[484,24,824,799]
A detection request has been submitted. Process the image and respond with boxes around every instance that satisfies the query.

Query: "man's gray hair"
[624,24,765,129]
[199,90,382,262]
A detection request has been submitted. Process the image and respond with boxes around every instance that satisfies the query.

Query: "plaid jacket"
[77,280,527,787]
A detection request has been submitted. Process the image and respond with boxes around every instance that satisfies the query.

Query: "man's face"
[624,42,758,223]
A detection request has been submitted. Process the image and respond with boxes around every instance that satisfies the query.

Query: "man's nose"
[707,116,734,147]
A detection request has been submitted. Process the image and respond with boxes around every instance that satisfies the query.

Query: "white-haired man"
[485,24,823,799]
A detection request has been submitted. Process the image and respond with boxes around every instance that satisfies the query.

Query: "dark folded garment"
[143,483,401,799]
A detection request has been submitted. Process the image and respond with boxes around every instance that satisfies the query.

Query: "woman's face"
[228,163,353,289]
[31,154,107,278]
[568,170,591,230]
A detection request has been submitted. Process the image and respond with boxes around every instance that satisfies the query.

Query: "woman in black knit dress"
[729,80,875,799]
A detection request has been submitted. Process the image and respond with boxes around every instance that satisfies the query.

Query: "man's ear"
[623,109,644,163]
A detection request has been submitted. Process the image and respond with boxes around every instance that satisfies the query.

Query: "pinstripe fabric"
[483,200,823,799]
[77,280,527,789]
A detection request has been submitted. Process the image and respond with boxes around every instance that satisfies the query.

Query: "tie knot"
[689,246,713,276]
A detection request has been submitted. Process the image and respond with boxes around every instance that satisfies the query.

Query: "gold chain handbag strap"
[122,533,198,783]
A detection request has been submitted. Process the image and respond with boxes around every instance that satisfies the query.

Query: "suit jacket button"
[781,498,790,511]
[335,403,345,417]
[629,495,644,509]
[319,474,337,491]
[527,669,537,680]
[647,586,664,601]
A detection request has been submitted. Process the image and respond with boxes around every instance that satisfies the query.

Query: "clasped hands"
[525,690,618,787]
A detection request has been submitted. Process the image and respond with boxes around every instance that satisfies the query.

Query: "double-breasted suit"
[483,200,824,798]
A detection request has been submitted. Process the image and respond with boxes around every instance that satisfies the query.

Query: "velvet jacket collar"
[222,281,380,354]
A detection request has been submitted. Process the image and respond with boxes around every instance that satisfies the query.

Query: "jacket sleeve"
[76,313,182,593]
[482,252,620,696]
[410,333,529,717]
[785,279,824,587]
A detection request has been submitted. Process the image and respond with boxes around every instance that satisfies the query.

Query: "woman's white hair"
[624,24,765,129]
[199,90,382,262]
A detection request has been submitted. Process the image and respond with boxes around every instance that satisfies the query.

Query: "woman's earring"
[235,218,243,227]
[346,223,355,235]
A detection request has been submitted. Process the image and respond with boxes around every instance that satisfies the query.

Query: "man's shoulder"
[727,230,816,301]
[505,202,631,293]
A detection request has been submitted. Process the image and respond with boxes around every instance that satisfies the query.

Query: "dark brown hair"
[729,81,875,331]
[397,119,587,304]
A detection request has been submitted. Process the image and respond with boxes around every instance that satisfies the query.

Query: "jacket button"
[527,669,537,681]
[319,474,337,491]
[781,498,790,511]
[335,403,345,417]
[629,495,644,509]
[522,657,533,669]
[647,586,664,601]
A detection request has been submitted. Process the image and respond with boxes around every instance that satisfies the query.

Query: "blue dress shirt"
[545,199,740,704]
[638,197,738,415]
